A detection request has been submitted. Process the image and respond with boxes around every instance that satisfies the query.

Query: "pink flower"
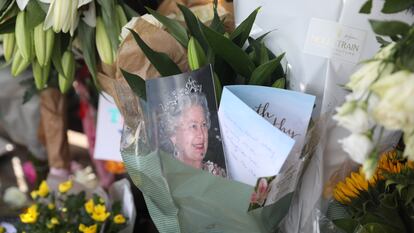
[23,161,37,185]
[250,178,269,206]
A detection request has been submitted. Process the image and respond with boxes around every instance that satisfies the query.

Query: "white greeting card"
[94,93,124,162]
[219,85,315,205]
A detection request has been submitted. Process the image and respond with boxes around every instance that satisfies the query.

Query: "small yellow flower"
[0,226,5,233]
[79,223,97,233]
[48,203,55,210]
[30,190,38,200]
[20,204,39,224]
[113,214,126,224]
[37,181,49,197]
[47,222,54,229]
[51,217,59,225]
[59,180,73,193]
[84,199,94,214]
[91,204,110,222]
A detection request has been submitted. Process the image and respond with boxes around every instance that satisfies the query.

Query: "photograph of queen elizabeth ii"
[146,65,226,177]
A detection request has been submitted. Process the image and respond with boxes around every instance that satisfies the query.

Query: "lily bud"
[34,22,55,67]
[58,50,75,94]
[3,32,15,62]
[95,17,114,65]
[15,11,33,61]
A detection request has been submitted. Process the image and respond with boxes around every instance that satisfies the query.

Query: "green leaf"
[376,36,391,47]
[177,4,208,51]
[359,223,401,233]
[201,23,255,79]
[128,28,181,76]
[209,0,225,34]
[97,0,119,53]
[259,43,269,64]
[77,20,97,84]
[405,185,414,205]
[272,78,285,89]
[382,0,414,13]
[0,15,15,33]
[230,7,260,47]
[120,2,139,19]
[51,33,69,77]
[359,0,373,14]
[21,78,37,104]
[121,69,146,100]
[332,219,358,233]
[369,20,410,38]
[146,7,188,47]
[26,0,45,29]
[213,72,222,102]
[249,53,285,85]
[0,0,15,22]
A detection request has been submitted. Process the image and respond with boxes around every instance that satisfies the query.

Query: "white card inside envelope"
[218,87,295,186]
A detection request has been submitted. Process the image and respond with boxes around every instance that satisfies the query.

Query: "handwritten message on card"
[219,85,315,207]
[219,87,295,186]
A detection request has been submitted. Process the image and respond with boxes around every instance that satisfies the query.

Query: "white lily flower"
[41,0,93,35]
[333,101,374,134]
[339,133,374,164]
[404,132,414,161]
[16,0,30,11]
[373,72,414,132]
[346,61,394,97]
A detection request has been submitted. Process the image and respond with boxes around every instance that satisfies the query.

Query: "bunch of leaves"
[122,0,286,101]
[360,0,414,73]
[15,187,127,233]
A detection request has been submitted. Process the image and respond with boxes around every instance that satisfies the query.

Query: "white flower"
[346,61,394,98]
[16,0,30,10]
[339,133,374,164]
[371,70,412,98]
[373,72,414,132]
[42,0,93,36]
[3,186,27,208]
[404,132,414,161]
[333,100,374,133]
[374,42,396,60]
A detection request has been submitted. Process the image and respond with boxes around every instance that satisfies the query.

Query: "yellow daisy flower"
[20,204,39,224]
[113,214,126,224]
[59,180,73,193]
[91,204,110,222]
[37,181,49,197]
[84,198,94,214]
[79,223,97,233]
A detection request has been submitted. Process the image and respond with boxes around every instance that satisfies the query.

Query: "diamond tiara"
[160,77,203,112]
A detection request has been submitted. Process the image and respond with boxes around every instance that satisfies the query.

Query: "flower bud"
[58,50,75,94]
[34,22,55,67]
[15,11,33,61]
[95,17,114,65]
[3,32,15,62]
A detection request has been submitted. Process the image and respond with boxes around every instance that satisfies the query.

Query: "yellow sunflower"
[333,169,379,205]
[377,150,413,175]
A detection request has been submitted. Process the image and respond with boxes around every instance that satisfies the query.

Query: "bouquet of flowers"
[333,0,414,178]
[15,180,128,233]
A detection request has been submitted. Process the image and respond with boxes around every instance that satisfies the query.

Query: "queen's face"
[171,105,209,168]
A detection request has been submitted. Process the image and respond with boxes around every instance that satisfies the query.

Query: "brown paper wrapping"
[97,17,188,128]
[38,88,70,169]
